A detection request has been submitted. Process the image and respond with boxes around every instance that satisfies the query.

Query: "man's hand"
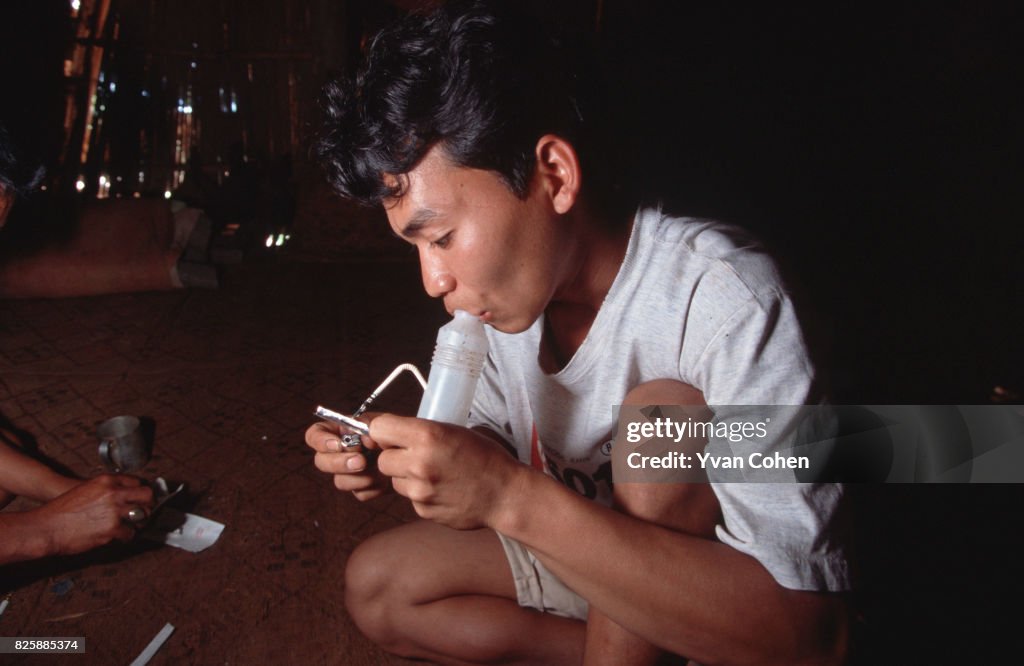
[32,475,154,556]
[369,414,523,530]
[306,418,391,501]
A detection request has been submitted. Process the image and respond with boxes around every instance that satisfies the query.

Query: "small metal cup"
[97,415,150,472]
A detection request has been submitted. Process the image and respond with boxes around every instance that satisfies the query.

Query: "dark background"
[3,1,1022,663]
[597,3,1022,406]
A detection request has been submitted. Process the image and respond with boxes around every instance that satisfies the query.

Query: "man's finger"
[111,474,143,488]
[370,413,451,450]
[375,448,412,480]
[333,473,379,493]
[112,524,137,542]
[117,484,155,508]
[306,422,345,452]
[351,488,385,502]
[315,451,372,474]
[307,420,383,453]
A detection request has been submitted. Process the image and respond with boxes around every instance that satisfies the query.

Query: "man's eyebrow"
[398,209,441,238]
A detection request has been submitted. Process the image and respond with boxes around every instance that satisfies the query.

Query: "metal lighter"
[314,405,370,449]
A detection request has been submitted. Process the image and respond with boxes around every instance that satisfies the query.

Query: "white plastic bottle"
[416,310,490,426]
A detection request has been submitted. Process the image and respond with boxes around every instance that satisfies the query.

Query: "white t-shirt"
[469,206,850,591]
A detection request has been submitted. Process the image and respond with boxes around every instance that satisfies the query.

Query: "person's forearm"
[0,512,54,565]
[0,442,78,501]
[490,467,847,666]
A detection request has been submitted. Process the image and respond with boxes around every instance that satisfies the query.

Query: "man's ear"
[534,134,581,215]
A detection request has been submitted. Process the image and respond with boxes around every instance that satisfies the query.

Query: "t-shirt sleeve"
[687,292,852,591]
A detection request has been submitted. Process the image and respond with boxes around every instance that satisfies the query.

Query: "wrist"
[486,461,525,533]
[0,511,56,564]
[43,476,81,502]
[26,507,61,557]
[488,463,553,537]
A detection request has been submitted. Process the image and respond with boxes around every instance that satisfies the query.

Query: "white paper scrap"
[129,622,174,666]
[146,508,225,553]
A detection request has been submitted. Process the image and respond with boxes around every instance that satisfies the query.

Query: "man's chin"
[487,314,541,335]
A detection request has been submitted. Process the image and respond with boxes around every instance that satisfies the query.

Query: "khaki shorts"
[497,532,590,621]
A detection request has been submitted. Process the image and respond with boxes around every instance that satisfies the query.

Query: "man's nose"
[420,253,455,299]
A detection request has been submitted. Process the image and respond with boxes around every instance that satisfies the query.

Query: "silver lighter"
[314,405,370,449]
[314,363,429,451]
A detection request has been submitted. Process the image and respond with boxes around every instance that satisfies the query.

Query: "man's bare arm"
[495,469,849,666]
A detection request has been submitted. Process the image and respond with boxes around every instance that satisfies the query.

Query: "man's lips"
[444,301,491,322]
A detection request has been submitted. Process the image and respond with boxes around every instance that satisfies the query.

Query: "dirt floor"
[0,258,447,665]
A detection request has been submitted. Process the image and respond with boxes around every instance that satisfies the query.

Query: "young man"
[306,2,851,663]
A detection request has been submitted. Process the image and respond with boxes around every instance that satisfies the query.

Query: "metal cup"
[97,415,150,472]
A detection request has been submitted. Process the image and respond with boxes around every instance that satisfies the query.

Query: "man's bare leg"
[582,380,721,666]
[345,519,585,665]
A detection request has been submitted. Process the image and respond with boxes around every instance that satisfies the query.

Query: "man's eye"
[430,233,452,249]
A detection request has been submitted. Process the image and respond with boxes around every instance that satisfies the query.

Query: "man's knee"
[344,531,409,649]
[611,479,720,537]
[616,379,710,472]
[615,379,720,536]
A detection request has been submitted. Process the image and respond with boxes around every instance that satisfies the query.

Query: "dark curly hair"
[315,0,613,208]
